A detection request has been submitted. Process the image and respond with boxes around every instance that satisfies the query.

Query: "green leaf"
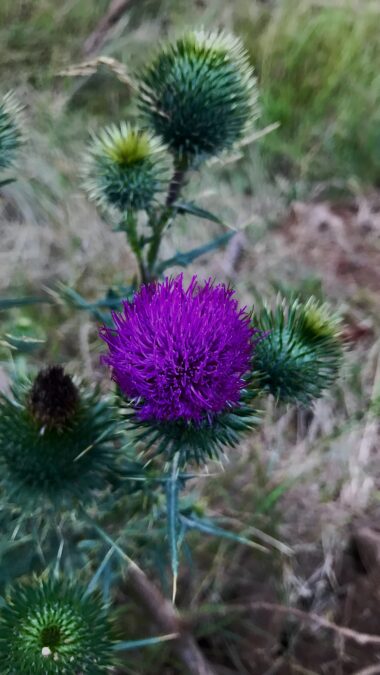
[113,634,177,652]
[174,200,225,225]
[0,296,50,310]
[57,285,109,323]
[156,231,235,275]
[1,334,45,353]
[254,480,296,515]
[0,177,16,188]
[86,546,116,596]
[180,515,268,553]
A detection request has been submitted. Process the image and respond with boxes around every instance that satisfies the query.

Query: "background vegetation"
[1,1,380,673]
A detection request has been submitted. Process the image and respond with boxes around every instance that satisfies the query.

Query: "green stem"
[122,212,147,285]
[146,207,171,276]
[166,452,180,603]
[146,162,188,278]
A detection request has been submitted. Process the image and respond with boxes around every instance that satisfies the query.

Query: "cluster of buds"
[83,30,259,219]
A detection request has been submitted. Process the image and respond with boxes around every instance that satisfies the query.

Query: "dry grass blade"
[59,55,137,89]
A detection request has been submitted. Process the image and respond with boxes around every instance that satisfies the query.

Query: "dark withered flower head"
[83,122,170,213]
[28,365,79,430]
[0,366,122,508]
[139,30,259,165]
[100,274,262,463]
[0,92,23,171]
[254,297,344,404]
[0,577,114,674]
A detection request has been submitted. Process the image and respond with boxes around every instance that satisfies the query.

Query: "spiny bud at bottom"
[0,578,115,674]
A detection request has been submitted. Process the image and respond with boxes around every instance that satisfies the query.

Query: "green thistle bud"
[254,298,344,404]
[84,122,170,213]
[0,92,23,172]
[139,30,259,165]
[0,366,122,508]
[0,577,114,674]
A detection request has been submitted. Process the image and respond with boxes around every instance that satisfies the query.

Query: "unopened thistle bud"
[100,274,262,464]
[139,30,259,165]
[0,366,122,507]
[0,577,114,674]
[254,297,344,404]
[0,92,23,172]
[84,122,170,214]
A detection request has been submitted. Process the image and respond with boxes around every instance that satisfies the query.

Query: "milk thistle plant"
[0,29,345,674]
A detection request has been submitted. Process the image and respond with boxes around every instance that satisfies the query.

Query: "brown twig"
[249,601,380,647]
[191,600,380,649]
[122,562,217,675]
[83,0,135,57]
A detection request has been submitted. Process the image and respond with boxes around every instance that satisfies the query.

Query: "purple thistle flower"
[101,275,257,424]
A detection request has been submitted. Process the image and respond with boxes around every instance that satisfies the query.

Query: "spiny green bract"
[0,366,123,508]
[126,383,261,466]
[254,297,344,404]
[0,577,114,674]
[139,30,259,165]
[83,122,170,213]
[0,92,23,171]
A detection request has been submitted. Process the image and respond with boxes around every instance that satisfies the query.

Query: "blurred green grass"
[1,0,379,185]
[237,0,380,183]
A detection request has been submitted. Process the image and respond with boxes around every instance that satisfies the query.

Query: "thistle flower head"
[254,297,344,404]
[0,92,23,171]
[84,122,170,213]
[0,578,114,674]
[0,366,122,508]
[139,30,259,165]
[101,275,261,463]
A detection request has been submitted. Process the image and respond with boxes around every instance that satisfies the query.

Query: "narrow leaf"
[174,200,225,225]
[86,546,116,596]
[156,231,235,275]
[0,296,50,310]
[113,634,178,652]
[0,177,16,188]
[180,515,268,553]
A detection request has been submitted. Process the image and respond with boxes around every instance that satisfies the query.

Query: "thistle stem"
[122,212,148,284]
[166,164,187,207]
[145,162,188,279]
[81,508,216,675]
[166,452,180,603]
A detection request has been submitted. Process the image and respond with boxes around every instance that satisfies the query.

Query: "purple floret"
[100,274,256,423]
